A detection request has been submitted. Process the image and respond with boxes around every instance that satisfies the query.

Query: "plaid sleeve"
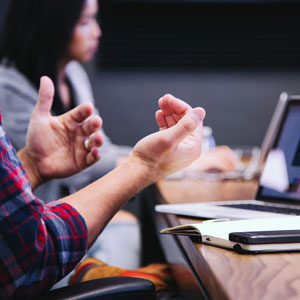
[0,116,88,299]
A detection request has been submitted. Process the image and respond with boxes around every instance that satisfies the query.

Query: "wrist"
[124,154,160,187]
[17,147,44,190]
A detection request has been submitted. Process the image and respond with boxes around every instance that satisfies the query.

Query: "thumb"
[166,107,206,145]
[34,76,55,116]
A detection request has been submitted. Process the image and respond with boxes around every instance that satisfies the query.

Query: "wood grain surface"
[156,179,300,300]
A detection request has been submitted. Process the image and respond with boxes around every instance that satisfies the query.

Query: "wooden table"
[153,179,300,300]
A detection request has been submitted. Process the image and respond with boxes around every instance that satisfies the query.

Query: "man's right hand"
[130,94,206,182]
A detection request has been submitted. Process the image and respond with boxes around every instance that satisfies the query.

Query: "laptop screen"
[258,99,300,203]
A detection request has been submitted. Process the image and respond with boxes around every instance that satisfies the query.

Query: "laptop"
[155,93,300,220]
[166,92,290,181]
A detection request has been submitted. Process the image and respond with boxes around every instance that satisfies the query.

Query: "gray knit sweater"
[0,61,131,202]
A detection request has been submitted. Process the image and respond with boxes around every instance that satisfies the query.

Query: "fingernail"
[193,108,205,122]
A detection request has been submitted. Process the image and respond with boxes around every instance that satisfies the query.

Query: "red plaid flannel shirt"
[0,112,88,299]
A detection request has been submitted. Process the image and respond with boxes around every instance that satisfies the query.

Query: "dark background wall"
[0,0,10,28]
[90,0,300,148]
[87,67,300,147]
[2,0,300,148]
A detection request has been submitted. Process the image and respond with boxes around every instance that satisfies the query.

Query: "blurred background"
[2,0,300,148]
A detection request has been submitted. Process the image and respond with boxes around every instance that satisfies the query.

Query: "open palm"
[25,77,103,182]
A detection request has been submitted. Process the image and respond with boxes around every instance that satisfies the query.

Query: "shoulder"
[65,61,95,105]
[66,61,89,79]
[0,64,38,102]
[65,61,92,90]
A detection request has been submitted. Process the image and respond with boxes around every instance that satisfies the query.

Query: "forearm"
[61,156,156,247]
[17,147,44,191]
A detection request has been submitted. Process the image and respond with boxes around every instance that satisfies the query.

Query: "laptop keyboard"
[220,203,300,215]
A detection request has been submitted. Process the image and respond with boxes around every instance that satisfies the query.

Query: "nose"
[93,20,102,39]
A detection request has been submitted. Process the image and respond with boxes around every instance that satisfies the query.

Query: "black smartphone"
[229,230,300,244]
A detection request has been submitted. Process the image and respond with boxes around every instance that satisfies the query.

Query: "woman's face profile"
[67,0,102,63]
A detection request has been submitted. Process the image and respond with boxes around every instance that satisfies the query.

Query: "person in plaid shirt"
[0,77,205,299]
[0,76,103,299]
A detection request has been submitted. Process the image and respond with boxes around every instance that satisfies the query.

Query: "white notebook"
[160,216,300,253]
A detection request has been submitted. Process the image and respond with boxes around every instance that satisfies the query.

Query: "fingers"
[157,94,192,128]
[82,116,103,164]
[208,158,234,173]
[85,131,104,150]
[195,146,238,173]
[67,102,95,124]
[158,94,191,115]
[81,115,103,136]
[86,147,101,166]
[166,107,206,146]
[34,76,55,116]
[211,146,239,171]
[155,110,168,130]
[84,131,104,166]
[159,95,180,128]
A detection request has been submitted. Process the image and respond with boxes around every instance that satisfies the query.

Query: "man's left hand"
[19,76,103,189]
